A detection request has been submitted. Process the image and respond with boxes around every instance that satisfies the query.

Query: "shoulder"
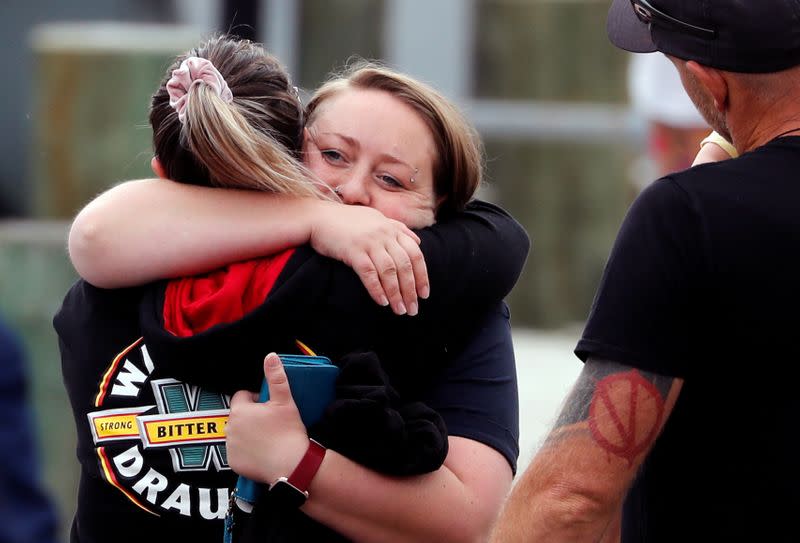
[577,178,712,375]
[463,199,529,244]
[54,279,147,344]
[462,199,517,219]
[59,278,146,307]
[666,143,784,196]
[616,177,704,253]
[633,175,694,212]
[431,199,529,245]
[56,279,145,320]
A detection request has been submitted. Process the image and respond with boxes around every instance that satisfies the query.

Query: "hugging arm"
[68,179,424,313]
[69,179,529,317]
[489,358,682,542]
[69,180,318,285]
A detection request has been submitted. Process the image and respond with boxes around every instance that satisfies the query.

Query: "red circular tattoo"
[588,370,665,465]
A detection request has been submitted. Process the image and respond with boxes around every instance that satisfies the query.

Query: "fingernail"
[395,302,407,315]
[268,354,281,368]
[420,285,430,299]
[379,296,389,307]
[408,302,418,316]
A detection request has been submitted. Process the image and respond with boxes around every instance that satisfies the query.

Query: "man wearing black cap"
[490,1,800,541]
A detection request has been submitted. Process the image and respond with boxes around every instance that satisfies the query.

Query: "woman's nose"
[336,173,370,206]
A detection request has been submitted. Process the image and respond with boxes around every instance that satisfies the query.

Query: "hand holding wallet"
[231,354,339,509]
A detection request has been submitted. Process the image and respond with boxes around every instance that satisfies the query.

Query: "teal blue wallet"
[230,354,338,511]
[261,354,339,425]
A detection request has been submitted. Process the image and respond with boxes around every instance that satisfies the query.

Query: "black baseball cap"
[607,0,800,73]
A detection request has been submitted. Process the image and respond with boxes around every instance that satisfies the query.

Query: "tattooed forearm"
[551,358,678,465]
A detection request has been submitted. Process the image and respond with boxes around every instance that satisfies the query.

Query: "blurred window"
[297,0,386,89]
[473,0,627,102]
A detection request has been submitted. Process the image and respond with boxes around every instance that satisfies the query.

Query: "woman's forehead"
[310,88,436,167]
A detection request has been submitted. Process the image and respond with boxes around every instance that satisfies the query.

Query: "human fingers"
[398,222,421,245]
[226,391,257,464]
[230,389,258,409]
[264,353,294,406]
[350,252,390,307]
[692,142,731,166]
[370,247,406,315]
[225,393,269,481]
[397,232,429,300]
[385,238,418,316]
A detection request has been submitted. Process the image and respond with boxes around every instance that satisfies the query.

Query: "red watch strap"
[287,439,326,492]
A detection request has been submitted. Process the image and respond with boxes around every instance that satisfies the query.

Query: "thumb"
[264,353,294,406]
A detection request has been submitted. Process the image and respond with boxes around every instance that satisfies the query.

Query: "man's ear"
[150,156,168,179]
[686,61,729,113]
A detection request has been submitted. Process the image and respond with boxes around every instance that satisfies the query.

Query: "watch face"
[268,478,308,509]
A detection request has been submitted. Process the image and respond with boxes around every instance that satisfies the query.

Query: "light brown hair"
[306,61,484,217]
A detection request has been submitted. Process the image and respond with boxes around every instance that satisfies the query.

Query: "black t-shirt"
[56,200,527,543]
[575,137,800,542]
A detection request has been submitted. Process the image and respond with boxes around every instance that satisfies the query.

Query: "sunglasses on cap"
[630,0,717,39]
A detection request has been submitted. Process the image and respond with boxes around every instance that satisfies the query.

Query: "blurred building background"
[0,0,669,537]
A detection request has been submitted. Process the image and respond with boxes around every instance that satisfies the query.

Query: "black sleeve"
[415,200,530,316]
[575,179,708,378]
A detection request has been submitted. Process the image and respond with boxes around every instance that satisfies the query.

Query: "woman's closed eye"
[376,173,403,188]
[320,149,347,164]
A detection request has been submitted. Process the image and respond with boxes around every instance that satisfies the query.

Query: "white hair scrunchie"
[166,57,234,123]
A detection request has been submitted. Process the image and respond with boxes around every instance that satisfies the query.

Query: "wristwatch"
[268,439,326,508]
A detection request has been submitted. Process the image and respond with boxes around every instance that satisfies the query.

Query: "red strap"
[287,439,326,492]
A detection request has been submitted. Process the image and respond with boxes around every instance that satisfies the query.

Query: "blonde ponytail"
[150,36,337,201]
[183,85,333,199]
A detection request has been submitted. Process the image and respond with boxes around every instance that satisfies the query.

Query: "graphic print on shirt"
[86,337,233,519]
